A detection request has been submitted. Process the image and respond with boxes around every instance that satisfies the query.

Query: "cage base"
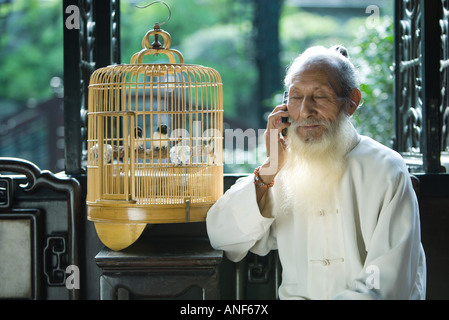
[88,201,212,251]
[93,222,147,251]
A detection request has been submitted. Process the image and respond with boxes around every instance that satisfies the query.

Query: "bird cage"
[86,11,223,251]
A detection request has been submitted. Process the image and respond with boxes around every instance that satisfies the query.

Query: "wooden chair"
[0,157,82,299]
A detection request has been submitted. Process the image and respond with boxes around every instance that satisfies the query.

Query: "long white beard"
[278,112,358,216]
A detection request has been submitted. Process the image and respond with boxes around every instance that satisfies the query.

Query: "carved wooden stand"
[95,235,222,300]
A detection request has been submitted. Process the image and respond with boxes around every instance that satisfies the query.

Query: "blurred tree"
[0,0,63,101]
[280,11,341,61]
[179,24,257,120]
[351,16,395,147]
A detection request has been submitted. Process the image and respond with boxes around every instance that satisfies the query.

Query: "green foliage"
[351,16,395,147]
[0,0,63,101]
[279,7,355,67]
[178,24,257,117]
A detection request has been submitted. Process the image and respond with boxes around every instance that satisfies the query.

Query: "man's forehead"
[290,63,341,92]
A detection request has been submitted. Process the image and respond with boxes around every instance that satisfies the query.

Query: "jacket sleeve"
[206,175,276,262]
[334,164,426,300]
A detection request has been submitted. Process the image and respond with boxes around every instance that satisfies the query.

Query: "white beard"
[277,112,358,216]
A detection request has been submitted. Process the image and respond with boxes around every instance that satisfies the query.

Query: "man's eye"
[314,92,328,99]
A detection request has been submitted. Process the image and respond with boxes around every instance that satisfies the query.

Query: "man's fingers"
[268,105,289,126]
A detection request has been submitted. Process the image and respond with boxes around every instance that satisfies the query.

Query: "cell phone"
[281,91,288,137]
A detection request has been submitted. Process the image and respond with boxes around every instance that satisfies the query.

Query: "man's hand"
[261,103,290,178]
[255,104,290,205]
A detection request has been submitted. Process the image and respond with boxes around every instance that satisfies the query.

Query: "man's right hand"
[259,103,291,182]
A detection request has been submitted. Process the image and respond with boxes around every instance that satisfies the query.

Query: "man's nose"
[298,97,317,119]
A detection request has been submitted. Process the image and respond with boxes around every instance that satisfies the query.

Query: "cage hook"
[136,1,172,27]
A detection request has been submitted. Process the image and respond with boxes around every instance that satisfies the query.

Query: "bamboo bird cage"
[86,6,223,251]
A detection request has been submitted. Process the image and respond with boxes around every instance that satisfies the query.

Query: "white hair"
[277,112,358,216]
[284,45,360,102]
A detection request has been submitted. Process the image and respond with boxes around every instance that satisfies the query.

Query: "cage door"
[98,113,136,201]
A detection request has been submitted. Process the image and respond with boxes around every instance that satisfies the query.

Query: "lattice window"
[394,0,445,173]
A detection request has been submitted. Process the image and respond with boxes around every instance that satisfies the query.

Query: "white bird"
[169,145,191,165]
[153,124,168,151]
[90,144,113,164]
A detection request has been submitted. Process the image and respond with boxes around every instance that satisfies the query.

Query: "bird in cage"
[129,126,144,150]
[169,144,191,165]
[191,138,216,164]
[153,124,169,151]
[90,143,113,164]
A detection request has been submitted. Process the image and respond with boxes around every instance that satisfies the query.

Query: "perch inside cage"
[86,8,223,251]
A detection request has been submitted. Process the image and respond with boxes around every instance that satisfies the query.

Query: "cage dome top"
[131,1,184,65]
[130,18,184,65]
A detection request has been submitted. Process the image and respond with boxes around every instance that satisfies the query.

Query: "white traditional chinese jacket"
[206,134,426,300]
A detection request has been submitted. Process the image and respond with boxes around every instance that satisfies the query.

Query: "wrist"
[254,166,275,189]
[258,158,281,181]
[259,168,275,185]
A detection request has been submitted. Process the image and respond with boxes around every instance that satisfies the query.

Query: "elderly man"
[206,45,426,300]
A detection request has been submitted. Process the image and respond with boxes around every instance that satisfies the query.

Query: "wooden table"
[95,235,223,300]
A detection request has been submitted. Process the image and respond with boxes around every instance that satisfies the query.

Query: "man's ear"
[346,88,361,116]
